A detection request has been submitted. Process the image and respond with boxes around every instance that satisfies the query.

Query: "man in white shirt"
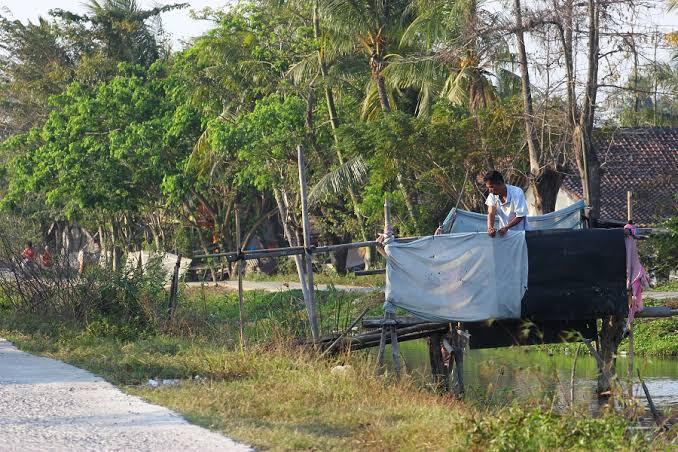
[484,170,529,237]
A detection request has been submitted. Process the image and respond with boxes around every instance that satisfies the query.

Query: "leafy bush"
[0,234,169,337]
[641,215,678,281]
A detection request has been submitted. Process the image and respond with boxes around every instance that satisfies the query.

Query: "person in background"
[21,241,35,262]
[77,247,86,275]
[483,170,529,237]
[41,245,52,268]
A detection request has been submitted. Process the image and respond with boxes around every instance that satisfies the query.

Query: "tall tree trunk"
[576,0,602,222]
[513,0,541,176]
[273,187,311,315]
[372,57,418,229]
[374,70,391,112]
[313,1,372,267]
[513,0,562,214]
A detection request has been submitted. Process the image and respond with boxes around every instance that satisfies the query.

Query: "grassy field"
[1,327,660,451]
[0,271,676,450]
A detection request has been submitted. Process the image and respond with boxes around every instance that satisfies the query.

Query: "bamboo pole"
[386,231,400,376]
[569,344,581,410]
[627,190,633,224]
[637,369,666,430]
[391,322,401,380]
[626,191,633,394]
[377,198,394,374]
[298,145,319,342]
[235,205,245,349]
[451,323,466,398]
[192,237,420,261]
[168,254,182,323]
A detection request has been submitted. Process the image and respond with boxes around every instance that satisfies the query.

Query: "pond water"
[380,340,678,421]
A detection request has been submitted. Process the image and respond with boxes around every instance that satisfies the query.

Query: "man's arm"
[498,216,524,235]
[499,188,528,235]
[487,205,497,237]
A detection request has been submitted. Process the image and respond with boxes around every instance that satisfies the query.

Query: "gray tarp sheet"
[442,200,585,233]
[384,232,528,322]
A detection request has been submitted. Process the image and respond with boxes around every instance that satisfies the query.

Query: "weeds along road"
[0,339,251,452]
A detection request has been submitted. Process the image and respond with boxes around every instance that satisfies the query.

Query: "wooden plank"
[320,307,370,357]
[354,269,386,276]
[636,306,678,318]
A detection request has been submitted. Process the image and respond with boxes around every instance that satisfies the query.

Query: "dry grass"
[1,327,659,451]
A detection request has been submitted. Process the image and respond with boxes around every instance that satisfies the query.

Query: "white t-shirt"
[485,184,529,231]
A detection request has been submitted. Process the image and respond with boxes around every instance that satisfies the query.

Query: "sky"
[0,0,231,49]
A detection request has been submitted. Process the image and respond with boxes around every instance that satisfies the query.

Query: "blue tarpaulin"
[442,200,586,233]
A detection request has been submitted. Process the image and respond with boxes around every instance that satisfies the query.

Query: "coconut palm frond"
[360,80,399,120]
[308,156,369,206]
[287,52,320,85]
[442,69,470,107]
[185,125,226,180]
[400,5,448,48]
[384,55,445,116]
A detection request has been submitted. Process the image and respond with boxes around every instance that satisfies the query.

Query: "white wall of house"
[524,186,581,216]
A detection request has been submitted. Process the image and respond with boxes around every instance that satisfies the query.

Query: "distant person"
[21,241,35,262]
[483,170,529,237]
[41,245,52,268]
[77,247,86,275]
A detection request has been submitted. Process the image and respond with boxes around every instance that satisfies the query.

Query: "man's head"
[483,170,506,196]
[26,241,32,248]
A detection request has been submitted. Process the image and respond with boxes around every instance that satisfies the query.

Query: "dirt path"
[646,291,678,301]
[182,280,377,293]
[0,339,250,452]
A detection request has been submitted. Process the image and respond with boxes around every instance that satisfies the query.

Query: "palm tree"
[50,0,187,66]
[319,0,413,113]
[385,0,516,171]
[318,0,422,228]
[390,0,513,116]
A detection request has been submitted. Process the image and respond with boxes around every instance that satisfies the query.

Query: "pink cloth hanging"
[624,224,650,326]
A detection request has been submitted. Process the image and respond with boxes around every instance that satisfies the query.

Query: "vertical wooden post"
[428,332,447,392]
[390,321,401,380]
[384,198,392,237]
[626,191,634,394]
[235,205,246,349]
[597,315,625,395]
[450,322,466,398]
[626,191,633,224]
[168,254,182,323]
[298,145,319,342]
[377,198,393,375]
[376,311,390,374]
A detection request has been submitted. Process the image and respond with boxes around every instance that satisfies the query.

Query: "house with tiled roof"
[526,127,677,226]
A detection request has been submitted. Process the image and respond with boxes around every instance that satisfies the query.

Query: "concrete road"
[0,339,250,452]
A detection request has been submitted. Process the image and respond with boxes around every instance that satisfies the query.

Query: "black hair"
[483,170,504,185]
[27,240,32,247]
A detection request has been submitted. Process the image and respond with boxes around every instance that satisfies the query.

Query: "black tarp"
[521,228,628,321]
[468,319,598,349]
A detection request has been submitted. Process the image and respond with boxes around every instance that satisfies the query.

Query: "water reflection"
[384,340,678,414]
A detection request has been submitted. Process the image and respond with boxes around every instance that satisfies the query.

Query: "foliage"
[2,63,183,221]
[641,215,678,279]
